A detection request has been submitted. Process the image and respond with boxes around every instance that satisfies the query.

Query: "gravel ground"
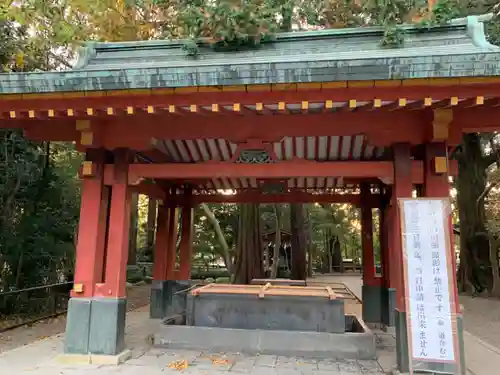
[0,284,151,354]
[459,294,500,349]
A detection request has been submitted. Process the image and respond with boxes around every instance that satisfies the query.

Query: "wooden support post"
[361,183,376,285]
[179,191,194,280]
[392,143,413,310]
[152,202,169,280]
[71,151,109,298]
[392,143,413,373]
[96,149,131,298]
[165,205,179,280]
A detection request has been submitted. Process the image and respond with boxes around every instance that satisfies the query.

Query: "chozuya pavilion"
[1,12,499,374]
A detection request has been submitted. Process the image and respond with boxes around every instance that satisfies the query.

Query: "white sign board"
[400,199,456,364]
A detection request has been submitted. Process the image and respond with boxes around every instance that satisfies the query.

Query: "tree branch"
[477,182,498,213]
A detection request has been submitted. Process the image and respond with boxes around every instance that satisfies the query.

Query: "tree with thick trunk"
[456,133,497,294]
[290,203,307,280]
[233,204,264,284]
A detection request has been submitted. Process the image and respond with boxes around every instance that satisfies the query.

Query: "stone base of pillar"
[362,285,383,324]
[64,297,126,356]
[394,311,466,374]
[150,280,194,320]
[381,287,396,328]
[395,309,409,373]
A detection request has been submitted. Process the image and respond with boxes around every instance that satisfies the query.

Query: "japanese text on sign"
[402,199,455,362]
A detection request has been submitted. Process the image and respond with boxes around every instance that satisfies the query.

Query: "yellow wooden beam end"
[169,105,176,113]
[80,131,94,146]
[190,104,197,113]
[212,104,219,112]
[246,84,271,92]
[373,99,382,108]
[28,110,35,118]
[255,103,263,111]
[127,106,134,115]
[81,161,93,176]
[48,109,55,118]
[322,81,347,89]
[434,156,448,174]
[348,99,357,109]
[399,98,407,107]
[73,283,84,293]
[9,111,16,119]
[297,82,321,90]
[476,96,484,105]
[424,97,433,106]
[76,120,91,131]
[301,101,309,110]
[67,109,74,117]
[86,108,94,116]
[147,106,155,114]
[450,97,459,106]
[106,107,114,115]
[325,100,333,109]
[278,102,286,111]
[233,103,241,112]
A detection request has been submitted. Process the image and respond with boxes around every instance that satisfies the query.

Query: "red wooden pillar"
[361,183,375,285]
[392,143,413,372]
[424,142,460,313]
[152,202,169,280]
[165,205,179,280]
[95,149,132,298]
[179,195,194,280]
[71,151,109,298]
[392,143,413,310]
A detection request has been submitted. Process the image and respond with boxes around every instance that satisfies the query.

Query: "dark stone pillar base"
[395,309,409,373]
[65,297,126,356]
[362,285,383,324]
[150,280,195,320]
[382,287,396,327]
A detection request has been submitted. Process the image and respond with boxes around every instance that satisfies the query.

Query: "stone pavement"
[0,305,391,375]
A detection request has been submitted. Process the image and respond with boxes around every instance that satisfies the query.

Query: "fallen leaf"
[168,359,189,371]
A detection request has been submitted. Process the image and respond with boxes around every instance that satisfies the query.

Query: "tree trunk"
[489,237,500,297]
[128,192,138,265]
[270,204,281,278]
[290,203,307,280]
[146,198,157,251]
[305,205,314,277]
[201,203,234,275]
[457,133,491,294]
[233,204,264,284]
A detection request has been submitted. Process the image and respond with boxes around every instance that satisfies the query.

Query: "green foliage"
[179,0,279,51]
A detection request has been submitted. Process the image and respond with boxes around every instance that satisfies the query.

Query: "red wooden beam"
[1,83,499,112]
[188,192,374,205]
[122,161,395,180]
